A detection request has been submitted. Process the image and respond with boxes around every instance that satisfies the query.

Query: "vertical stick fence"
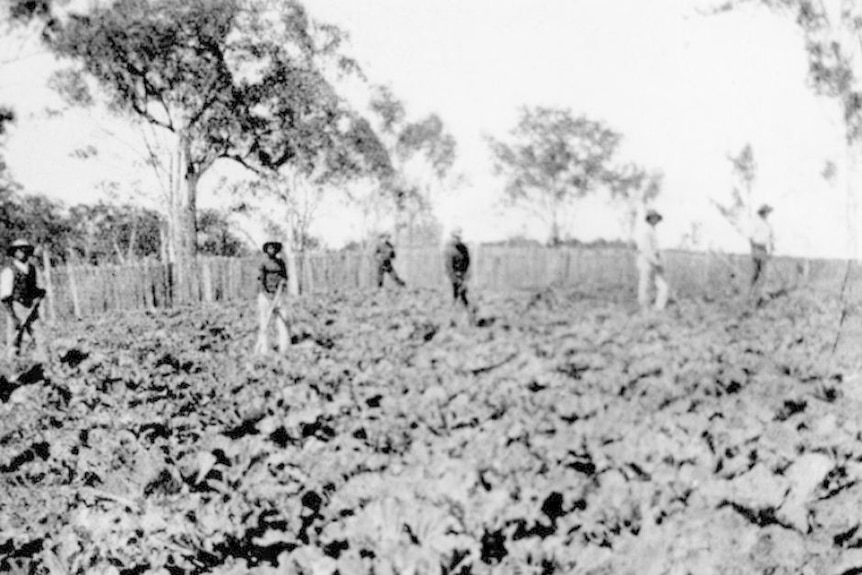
[12,248,854,322]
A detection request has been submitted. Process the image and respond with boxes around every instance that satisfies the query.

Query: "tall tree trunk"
[174,177,198,303]
[158,221,170,263]
[285,234,300,296]
[112,238,126,265]
[172,132,199,303]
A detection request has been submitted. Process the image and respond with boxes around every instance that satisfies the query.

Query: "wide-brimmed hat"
[262,241,283,253]
[645,209,663,222]
[757,204,773,215]
[7,239,34,256]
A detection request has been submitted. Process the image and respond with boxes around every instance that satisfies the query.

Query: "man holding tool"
[1,239,47,361]
[255,240,290,355]
[374,232,406,289]
[443,226,477,325]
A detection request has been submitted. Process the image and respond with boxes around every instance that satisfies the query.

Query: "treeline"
[481,236,634,249]
[338,236,634,252]
[0,188,248,265]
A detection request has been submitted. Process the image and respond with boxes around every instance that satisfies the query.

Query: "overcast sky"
[0,0,851,256]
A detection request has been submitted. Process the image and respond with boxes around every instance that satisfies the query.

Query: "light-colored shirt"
[0,260,30,300]
[636,224,661,267]
[750,216,774,252]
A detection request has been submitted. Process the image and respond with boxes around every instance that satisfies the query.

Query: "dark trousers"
[377,260,405,288]
[751,244,768,287]
[452,278,469,306]
[450,276,477,325]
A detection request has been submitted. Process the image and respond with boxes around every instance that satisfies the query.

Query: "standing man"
[636,209,669,311]
[443,227,477,324]
[374,232,406,288]
[749,204,774,298]
[255,241,290,356]
[1,239,47,360]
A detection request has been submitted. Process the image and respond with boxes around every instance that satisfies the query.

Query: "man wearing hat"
[255,241,290,355]
[636,209,669,310]
[749,204,774,297]
[443,227,477,324]
[374,232,405,289]
[1,239,48,360]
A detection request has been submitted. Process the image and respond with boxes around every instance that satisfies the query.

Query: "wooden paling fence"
[27,247,862,321]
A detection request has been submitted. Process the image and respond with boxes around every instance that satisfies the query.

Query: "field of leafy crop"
[2,284,862,574]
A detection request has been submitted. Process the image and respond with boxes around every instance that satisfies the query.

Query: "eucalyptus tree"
[47,0,372,300]
[487,106,648,246]
[364,85,456,245]
[713,143,759,236]
[231,112,390,258]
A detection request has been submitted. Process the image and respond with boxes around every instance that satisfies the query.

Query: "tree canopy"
[713,143,758,237]
[363,85,457,245]
[718,0,862,142]
[50,0,363,174]
[45,0,382,298]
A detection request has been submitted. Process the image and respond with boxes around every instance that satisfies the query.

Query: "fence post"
[140,263,150,309]
[303,253,315,294]
[232,258,241,300]
[285,247,300,296]
[165,262,174,308]
[41,249,56,322]
[211,258,221,301]
[201,258,214,303]
[112,266,119,311]
[122,264,131,311]
[358,249,369,290]
[154,262,165,308]
[103,267,110,312]
[80,266,90,316]
[225,259,234,301]
[216,257,226,300]
[67,264,82,319]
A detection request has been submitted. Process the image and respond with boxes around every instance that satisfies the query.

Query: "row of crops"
[1,286,862,573]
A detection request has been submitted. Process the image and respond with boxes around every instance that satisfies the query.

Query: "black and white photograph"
[1,0,862,573]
